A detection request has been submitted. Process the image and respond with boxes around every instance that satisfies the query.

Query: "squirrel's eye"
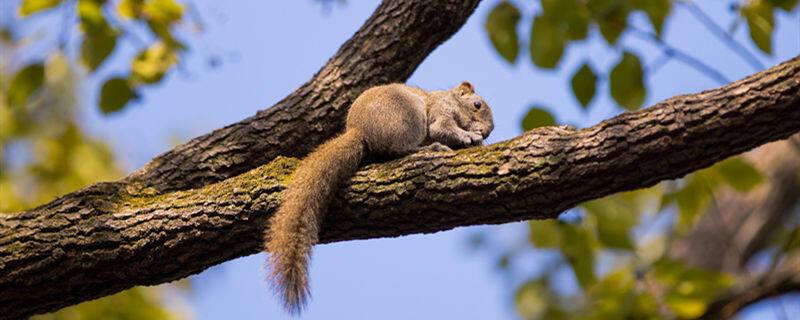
[473,101,482,109]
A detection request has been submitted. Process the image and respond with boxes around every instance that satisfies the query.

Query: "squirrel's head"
[453,81,494,139]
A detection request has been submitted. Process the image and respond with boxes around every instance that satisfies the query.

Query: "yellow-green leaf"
[610,52,646,110]
[561,224,596,289]
[19,0,62,16]
[742,1,774,54]
[522,106,556,131]
[131,42,177,84]
[529,220,563,248]
[99,77,136,114]
[715,157,762,192]
[8,63,45,108]
[485,1,521,63]
[118,0,144,19]
[142,0,185,25]
[571,62,597,109]
[80,27,118,72]
[529,15,565,69]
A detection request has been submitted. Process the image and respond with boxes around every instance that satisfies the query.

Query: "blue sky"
[60,1,800,319]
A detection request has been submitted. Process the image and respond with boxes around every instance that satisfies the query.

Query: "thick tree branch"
[126,0,480,192]
[2,56,799,319]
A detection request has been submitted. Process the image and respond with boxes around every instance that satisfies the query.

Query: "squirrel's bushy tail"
[265,129,364,314]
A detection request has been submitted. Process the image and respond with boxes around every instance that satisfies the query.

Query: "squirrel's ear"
[455,81,475,96]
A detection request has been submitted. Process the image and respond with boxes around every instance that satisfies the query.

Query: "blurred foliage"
[480,0,798,319]
[1,32,184,319]
[7,0,200,115]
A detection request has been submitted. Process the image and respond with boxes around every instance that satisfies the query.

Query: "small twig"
[628,26,731,84]
[679,0,766,71]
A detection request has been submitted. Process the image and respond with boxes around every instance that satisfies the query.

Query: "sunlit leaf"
[77,0,105,27]
[118,0,144,19]
[143,0,185,25]
[8,63,45,108]
[99,77,136,114]
[570,62,597,109]
[515,278,550,320]
[529,15,565,69]
[609,52,646,110]
[131,42,177,84]
[742,1,774,54]
[485,1,521,63]
[715,157,762,192]
[587,267,640,318]
[19,0,62,16]
[522,106,556,131]
[529,220,563,248]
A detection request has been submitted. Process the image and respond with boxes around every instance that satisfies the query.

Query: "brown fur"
[264,82,494,313]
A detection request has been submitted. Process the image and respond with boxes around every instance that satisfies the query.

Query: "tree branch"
[125,0,481,193]
[2,55,799,319]
[699,258,800,319]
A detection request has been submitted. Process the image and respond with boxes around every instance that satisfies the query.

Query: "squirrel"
[264,81,494,313]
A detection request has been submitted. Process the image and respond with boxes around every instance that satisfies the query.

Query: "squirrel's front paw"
[458,131,483,147]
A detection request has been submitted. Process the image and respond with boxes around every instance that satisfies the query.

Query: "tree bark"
[2,55,799,319]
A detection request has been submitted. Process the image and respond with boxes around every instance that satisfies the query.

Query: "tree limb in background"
[669,134,800,274]
[2,55,799,319]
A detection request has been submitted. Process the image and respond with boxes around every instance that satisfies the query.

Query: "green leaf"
[654,259,734,318]
[768,0,799,11]
[529,220,563,248]
[522,106,556,131]
[485,2,521,64]
[8,63,45,108]
[99,77,136,114]
[529,15,565,69]
[561,224,596,289]
[632,0,671,36]
[594,4,630,45]
[570,62,597,109]
[742,1,774,54]
[131,42,177,84]
[609,52,646,110]
[19,0,62,16]
[672,174,712,233]
[80,27,118,72]
[584,197,636,250]
[715,157,762,192]
[78,0,118,71]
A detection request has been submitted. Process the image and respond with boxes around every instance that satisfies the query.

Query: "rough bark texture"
[125,0,481,193]
[2,56,799,319]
